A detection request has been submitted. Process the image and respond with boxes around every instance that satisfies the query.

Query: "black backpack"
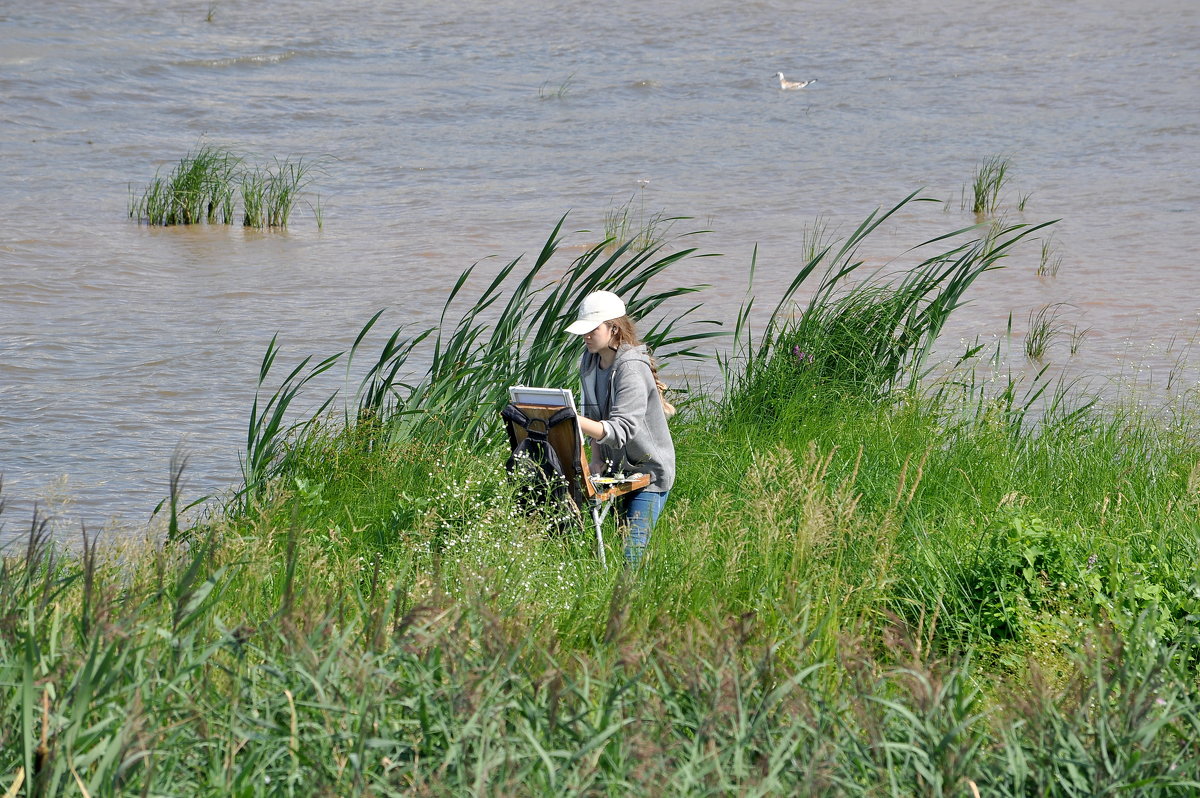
[501,403,578,514]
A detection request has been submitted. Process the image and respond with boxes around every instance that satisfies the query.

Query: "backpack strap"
[502,403,531,429]
[503,404,576,435]
[501,403,528,451]
[546,406,577,428]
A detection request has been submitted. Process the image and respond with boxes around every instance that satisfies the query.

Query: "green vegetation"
[5,195,1200,795]
[1038,234,1064,277]
[800,213,835,265]
[1070,322,1090,355]
[241,158,314,229]
[964,155,1011,216]
[130,147,319,229]
[1025,303,1071,361]
[538,72,575,101]
[601,186,680,253]
[127,144,241,226]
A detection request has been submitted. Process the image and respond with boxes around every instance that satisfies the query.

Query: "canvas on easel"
[502,386,649,567]
[504,386,585,503]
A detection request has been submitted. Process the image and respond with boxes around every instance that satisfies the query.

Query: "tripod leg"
[591,503,607,568]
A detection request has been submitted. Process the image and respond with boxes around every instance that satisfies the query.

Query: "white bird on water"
[775,72,816,90]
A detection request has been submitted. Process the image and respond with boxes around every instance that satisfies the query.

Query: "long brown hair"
[605,315,675,418]
[605,315,641,350]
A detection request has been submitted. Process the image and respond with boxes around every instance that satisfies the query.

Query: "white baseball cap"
[565,290,627,334]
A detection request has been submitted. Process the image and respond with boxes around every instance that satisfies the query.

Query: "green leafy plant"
[963,513,1077,642]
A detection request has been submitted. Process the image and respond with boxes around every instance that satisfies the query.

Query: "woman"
[566,290,675,565]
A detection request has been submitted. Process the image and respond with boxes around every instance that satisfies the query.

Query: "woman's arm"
[578,360,653,443]
[578,415,606,440]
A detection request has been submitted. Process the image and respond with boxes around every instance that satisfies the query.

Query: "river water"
[2,0,1198,542]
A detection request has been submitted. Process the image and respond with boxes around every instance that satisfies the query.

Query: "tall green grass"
[1037,234,1064,277]
[3,406,1200,794]
[1025,302,1071,361]
[602,188,678,253]
[242,216,726,497]
[724,191,1054,417]
[7,195,1200,793]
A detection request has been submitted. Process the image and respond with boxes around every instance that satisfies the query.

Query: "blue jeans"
[618,489,669,566]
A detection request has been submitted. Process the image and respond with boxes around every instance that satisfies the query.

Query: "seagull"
[775,72,816,90]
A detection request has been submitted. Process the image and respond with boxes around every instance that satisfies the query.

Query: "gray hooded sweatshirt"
[579,343,675,492]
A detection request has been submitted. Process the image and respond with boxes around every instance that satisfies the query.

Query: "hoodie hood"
[580,344,650,416]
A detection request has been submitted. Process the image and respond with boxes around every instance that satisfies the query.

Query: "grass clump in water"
[128,144,241,225]
[1025,302,1071,361]
[538,71,575,100]
[241,157,314,229]
[964,154,1011,216]
[602,185,681,253]
[1037,234,1064,277]
[130,147,320,229]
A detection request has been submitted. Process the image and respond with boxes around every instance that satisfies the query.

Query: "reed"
[232,219,725,499]
[1070,322,1089,355]
[601,189,678,253]
[965,155,1011,216]
[725,191,1054,418]
[129,145,241,226]
[1025,302,1069,361]
[131,147,317,229]
[239,334,342,505]
[801,213,835,265]
[240,157,314,228]
[239,168,267,229]
[350,217,722,446]
[311,193,324,230]
[1037,234,1064,277]
[538,72,575,100]
[264,157,311,228]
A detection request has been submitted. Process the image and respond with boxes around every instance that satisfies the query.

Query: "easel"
[502,403,650,568]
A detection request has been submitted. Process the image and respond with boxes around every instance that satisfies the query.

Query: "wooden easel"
[502,403,650,567]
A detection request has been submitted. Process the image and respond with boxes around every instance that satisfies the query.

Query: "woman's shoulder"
[612,345,653,375]
[613,342,649,359]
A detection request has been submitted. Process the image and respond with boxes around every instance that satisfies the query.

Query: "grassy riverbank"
[4,198,1200,795]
